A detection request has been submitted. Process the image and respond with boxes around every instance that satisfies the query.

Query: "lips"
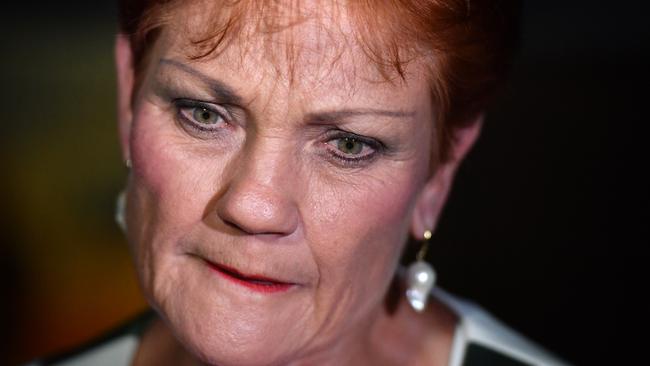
[204,259,295,293]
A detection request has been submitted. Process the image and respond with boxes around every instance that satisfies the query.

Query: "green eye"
[337,137,363,155]
[323,132,383,167]
[192,107,221,124]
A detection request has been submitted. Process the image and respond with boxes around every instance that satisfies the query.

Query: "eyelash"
[173,99,231,135]
[322,130,385,168]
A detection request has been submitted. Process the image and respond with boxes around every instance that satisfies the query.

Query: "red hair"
[118,0,520,164]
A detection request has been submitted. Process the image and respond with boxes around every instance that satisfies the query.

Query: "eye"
[336,137,364,155]
[179,105,226,127]
[191,107,221,125]
[174,99,230,133]
[324,132,384,167]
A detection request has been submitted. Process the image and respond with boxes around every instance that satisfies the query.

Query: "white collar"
[431,287,570,366]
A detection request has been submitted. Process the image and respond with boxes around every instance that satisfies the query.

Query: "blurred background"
[1,1,647,365]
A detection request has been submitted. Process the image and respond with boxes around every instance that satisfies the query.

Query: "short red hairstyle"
[118,0,520,164]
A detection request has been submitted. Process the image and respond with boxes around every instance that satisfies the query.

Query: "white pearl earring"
[115,159,130,233]
[115,190,127,232]
[406,230,437,313]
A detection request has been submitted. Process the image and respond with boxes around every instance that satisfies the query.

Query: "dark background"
[1,1,647,365]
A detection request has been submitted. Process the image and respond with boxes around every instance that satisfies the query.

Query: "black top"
[29,289,569,366]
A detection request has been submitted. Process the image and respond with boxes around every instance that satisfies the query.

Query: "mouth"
[204,259,296,293]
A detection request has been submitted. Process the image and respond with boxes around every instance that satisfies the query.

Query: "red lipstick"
[205,260,294,293]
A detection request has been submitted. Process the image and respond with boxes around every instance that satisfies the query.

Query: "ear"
[115,33,135,163]
[410,115,483,239]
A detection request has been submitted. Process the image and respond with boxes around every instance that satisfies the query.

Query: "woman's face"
[119,4,445,365]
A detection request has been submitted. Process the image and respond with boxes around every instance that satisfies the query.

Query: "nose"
[214,143,300,237]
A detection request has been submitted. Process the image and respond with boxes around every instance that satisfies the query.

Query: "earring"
[115,158,130,232]
[115,190,127,232]
[406,230,437,312]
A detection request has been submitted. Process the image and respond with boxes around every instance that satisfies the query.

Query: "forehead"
[151,0,431,112]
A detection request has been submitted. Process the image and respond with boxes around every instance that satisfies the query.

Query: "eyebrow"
[159,58,244,105]
[305,109,416,124]
[159,58,416,122]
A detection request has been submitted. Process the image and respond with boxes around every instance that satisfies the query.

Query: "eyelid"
[175,99,232,122]
[324,129,384,150]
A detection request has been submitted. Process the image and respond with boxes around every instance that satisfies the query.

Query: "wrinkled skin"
[115,2,480,365]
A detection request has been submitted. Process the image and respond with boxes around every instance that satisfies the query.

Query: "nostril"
[217,203,295,236]
[222,217,247,234]
[222,216,291,236]
[221,217,281,236]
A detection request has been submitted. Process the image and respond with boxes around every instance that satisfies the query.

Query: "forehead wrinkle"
[162,3,429,128]
[170,0,397,91]
[218,35,369,120]
[251,9,361,91]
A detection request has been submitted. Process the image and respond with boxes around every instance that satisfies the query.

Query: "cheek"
[125,107,224,288]
[307,162,426,302]
[128,108,218,232]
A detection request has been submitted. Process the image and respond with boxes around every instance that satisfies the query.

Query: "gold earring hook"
[416,230,432,261]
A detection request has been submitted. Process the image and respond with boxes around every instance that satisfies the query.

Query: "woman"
[33,0,567,365]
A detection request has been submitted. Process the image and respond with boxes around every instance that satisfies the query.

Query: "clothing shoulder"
[432,288,571,366]
[25,311,155,366]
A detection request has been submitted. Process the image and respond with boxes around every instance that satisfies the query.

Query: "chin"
[145,263,315,366]
[171,311,306,366]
